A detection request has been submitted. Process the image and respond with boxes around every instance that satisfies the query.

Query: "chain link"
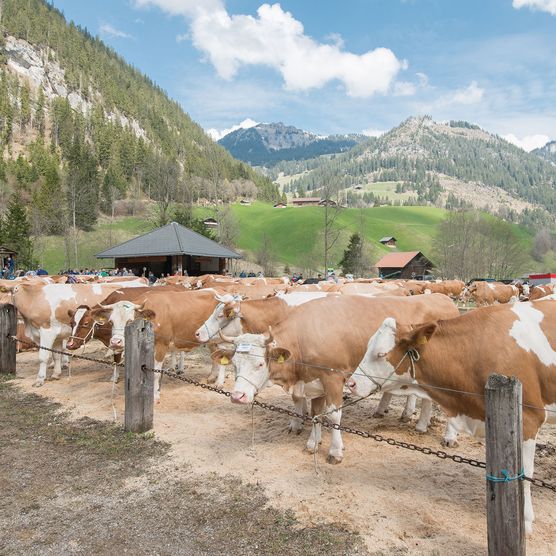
[8,335,556,492]
[11,336,123,368]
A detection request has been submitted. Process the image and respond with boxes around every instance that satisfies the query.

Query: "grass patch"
[0,377,367,555]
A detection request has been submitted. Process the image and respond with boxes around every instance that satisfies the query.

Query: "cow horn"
[218,330,235,343]
[99,302,117,309]
[264,326,274,345]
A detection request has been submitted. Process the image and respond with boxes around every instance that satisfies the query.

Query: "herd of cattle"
[1,272,555,534]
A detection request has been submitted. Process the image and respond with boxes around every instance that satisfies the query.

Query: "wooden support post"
[485,374,525,556]
[0,304,17,375]
[124,318,154,433]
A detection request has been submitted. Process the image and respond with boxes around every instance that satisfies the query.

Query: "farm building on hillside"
[379,236,397,248]
[292,197,321,206]
[96,222,241,276]
[273,202,287,208]
[375,251,434,279]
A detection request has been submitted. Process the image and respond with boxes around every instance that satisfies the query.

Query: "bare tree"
[216,205,240,248]
[321,182,343,275]
[256,233,276,276]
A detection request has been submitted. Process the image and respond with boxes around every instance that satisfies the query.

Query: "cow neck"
[404,316,487,418]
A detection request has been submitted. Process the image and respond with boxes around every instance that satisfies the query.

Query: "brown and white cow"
[347,301,556,534]
[529,284,555,301]
[463,281,519,306]
[195,290,431,431]
[66,284,187,381]
[12,280,146,386]
[88,289,235,401]
[213,294,460,463]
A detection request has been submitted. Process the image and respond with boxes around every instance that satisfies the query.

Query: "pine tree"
[34,87,46,137]
[20,81,31,131]
[339,233,363,276]
[3,193,34,268]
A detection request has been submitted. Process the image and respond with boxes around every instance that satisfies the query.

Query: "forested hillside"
[0,0,278,245]
[278,117,556,229]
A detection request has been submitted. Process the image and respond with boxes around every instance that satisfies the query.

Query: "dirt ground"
[7,343,556,555]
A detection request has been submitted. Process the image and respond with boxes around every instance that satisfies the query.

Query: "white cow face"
[347,318,398,397]
[91,302,154,353]
[218,333,273,404]
[195,301,240,343]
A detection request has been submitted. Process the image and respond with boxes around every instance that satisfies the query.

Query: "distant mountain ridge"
[533,140,556,165]
[218,122,367,166]
[277,116,556,227]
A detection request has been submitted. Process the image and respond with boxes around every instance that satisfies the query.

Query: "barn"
[96,221,241,277]
[375,251,434,279]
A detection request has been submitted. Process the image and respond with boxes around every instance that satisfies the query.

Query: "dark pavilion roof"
[96,222,241,259]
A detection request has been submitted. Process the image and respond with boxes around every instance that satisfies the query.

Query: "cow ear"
[138,308,156,321]
[210,348,235,365]
[90,309,109,324]
[67,309,75,319]
[224,305,238,318]
[401,323,437,348]
[269,347,291,363]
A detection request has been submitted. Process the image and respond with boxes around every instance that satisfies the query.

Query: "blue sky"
[54,0,556,149]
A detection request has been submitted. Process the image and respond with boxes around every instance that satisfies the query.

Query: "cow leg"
[306,397,324,454]
[50,342,63,380]
[373,392,392,417]
[61,339,70,369]
[153,359,164,402]
[177,352,185,375]
[289,383,306,434]
[442,418,459,447]
[400,394,417,422]
[215,363,226,387]
[35,329,58,387]
[523,438,537,535]
[112,353,122,383]
[325,404,344,464]
[414,398,433,432]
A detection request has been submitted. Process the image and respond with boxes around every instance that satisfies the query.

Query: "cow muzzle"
[230,391,249,404]
[109,336,124,351]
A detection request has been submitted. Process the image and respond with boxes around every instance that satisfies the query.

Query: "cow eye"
[377,352,387,359]
[258,362,264,368]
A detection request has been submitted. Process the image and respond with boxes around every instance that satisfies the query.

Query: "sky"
[53,0,556,150]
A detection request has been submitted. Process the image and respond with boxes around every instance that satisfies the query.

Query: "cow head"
[66,305,95,350]
[215,329,291,404]
[90,301,155,352]
[347,318,437,397]
[194,294,242,343]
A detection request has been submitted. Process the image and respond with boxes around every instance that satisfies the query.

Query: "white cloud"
[502,133,550,151]
[361,128,386,137]
[99,23,133,39]
[441,81,485,106]
[176,33,189,43]
[513,0,556,16]
[206,118,259,140]
[134,1,405,98]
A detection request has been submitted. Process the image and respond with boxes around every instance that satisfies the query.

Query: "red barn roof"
[375,251,422,269]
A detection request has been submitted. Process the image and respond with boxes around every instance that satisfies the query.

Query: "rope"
[487,469,525,483]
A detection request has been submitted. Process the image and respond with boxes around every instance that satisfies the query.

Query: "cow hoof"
[415,424,428,433]
[206,376,217,384]
[50,374,61,381]
[442,438,458,448]
[400,412,414,423]
[305,442,321,454]
[33,379,45,388]
[373,411,386,418]
[288,423,304,435]
[326,454,343,465]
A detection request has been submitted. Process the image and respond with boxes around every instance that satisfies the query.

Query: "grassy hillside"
[34,203,549,276]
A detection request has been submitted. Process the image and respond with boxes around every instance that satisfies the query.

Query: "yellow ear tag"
[220,356,229,365]
[418,337,428,345]
[277,354,285,363]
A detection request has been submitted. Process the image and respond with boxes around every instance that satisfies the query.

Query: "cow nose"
[194,330,200,338]
[110,338,123,347]
[231,391,247,404]
[346,378,356,390]
[66,340,74,349]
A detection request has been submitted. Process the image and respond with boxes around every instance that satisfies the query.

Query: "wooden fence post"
[485,374,525,556]
[124,318,154,433]
[0,304,17,375]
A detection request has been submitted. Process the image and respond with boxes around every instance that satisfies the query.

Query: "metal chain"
[8,335,556,492]
[11,336,123,368]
